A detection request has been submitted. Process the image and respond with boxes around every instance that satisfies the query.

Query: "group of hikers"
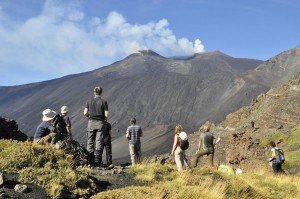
[33,86,285,174]
[33,86,144,169]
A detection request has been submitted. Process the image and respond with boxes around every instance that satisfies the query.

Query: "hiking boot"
[108,164,114,169]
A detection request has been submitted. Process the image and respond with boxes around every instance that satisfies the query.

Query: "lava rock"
[0,192,10,198]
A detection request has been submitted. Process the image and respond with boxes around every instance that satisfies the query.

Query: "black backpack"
[274,148,285,164]
[179,138,189,150]
[53,114,67,134]
[63,140,90,167]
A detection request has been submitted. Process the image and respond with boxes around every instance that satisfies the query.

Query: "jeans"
[129,142,141,165]
[192,149,214,167]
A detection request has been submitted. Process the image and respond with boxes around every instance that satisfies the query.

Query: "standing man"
[84,86,108,164]
[126,118,143,165]
[98,119,114,168]
[192,124,221,168]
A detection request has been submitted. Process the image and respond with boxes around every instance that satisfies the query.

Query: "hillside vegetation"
[92,163,300,199]
[0,140,97,198]
[1,139,299,199]
[189,73,300,174]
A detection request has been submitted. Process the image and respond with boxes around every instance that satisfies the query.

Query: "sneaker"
[108,164,114,169]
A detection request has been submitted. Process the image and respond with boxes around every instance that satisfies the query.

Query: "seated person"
[34,109,59,144]
[53,106,72,140]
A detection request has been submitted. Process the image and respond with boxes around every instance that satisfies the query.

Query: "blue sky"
[0,0,299,86]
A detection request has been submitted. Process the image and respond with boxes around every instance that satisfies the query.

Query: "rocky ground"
[187,73,300,174]
[0,117,27,141]
[0,173,49,199]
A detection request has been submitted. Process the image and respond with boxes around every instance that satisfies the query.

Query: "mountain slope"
[188,73,300,174]
[1,47,298,161]
[251,46,300,86]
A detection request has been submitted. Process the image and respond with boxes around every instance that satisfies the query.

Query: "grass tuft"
[0,140,96,198]
[92,163,300,199]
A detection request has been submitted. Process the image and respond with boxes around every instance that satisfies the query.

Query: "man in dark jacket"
[84,86,109,164]
[34,109,59,144]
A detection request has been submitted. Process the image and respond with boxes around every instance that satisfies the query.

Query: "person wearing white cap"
[59,105,72,138]
[34,109,59,144]
[171,124,189,172]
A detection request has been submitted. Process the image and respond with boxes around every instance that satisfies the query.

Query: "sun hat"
[61,106,70,114]
[42,109,57,121]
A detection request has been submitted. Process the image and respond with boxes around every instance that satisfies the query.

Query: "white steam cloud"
[0,0,205,77]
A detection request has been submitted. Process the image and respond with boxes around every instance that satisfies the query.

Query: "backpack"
[62,139,90,167]
[274,148,285,164]
[179,137,189,150]
[53,114,67,134]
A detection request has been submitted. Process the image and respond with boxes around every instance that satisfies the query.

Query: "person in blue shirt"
[34,109,59,144]
[126,118,143,165]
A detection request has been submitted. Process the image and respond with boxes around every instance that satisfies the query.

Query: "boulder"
[0,117,27,141]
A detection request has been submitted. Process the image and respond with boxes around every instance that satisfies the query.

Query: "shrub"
[0,140,96,198]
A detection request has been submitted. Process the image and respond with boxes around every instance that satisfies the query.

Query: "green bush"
[0,140,96,198]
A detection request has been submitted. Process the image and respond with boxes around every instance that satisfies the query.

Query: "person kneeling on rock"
[33,109,60,144]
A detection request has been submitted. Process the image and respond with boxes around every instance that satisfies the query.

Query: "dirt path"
[89,165,145,192]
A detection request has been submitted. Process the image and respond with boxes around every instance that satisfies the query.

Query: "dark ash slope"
[3,47,298,161]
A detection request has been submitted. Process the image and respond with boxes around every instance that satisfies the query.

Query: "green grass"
[92,163,300,199]
[259,124,300,174]
[0,140,96,199]
[285,124,300,150]
[129,163,176,183]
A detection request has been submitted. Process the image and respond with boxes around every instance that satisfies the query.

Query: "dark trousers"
[96,136,112,165]
[192,149,214,167]
[87,130,103,153]
[87,120,104,162]
[272,162,283,173]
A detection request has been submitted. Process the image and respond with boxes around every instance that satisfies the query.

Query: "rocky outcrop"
[226,131,264,165]
[0,117,27,141]
[187,73,300,173]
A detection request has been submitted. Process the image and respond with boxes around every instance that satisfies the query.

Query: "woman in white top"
[171,124,188,171]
